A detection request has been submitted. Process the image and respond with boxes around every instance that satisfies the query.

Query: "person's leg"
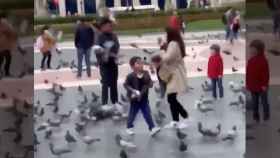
[251,92,260,122]
[77,48,83,77]
[46,51,52,69]
[211,79,217,99]
[127,102,140,129]
[140,101,155,131]
[171,93,188,119]
[260,90,270,121]
[217,77,224,98]
[85,48,91,77]
[110,67,119,104]
[41,53,47,69]
[167,93,180,122]
[102,84,109,105]
[225,26,230,40]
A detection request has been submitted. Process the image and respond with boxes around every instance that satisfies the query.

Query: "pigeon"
[268,49,280,56]
[179,140,188,152]
[222,50,232,55]
[45,128,53,139]
[198,122,221,137]
[201,81,212,92]
[120,149,128,158]
[232,67,238,72]
[233,56,239,61]
[222,126,238,141]
[82,136,101,145]
[58,111,73,120]
[195,100,214,113]
[47,118,63,127]
[49,143,71,157]
[75,122,86,134]
[91,92,100,102]
[176,129,187,140]
[59,84,66,91]
[197,67,203,72]
[200,96,214,104]
[78,85,84,93]
[65,130,77,143]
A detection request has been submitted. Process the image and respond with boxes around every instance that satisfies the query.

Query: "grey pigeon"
[198,122,221,137]
[65,130,77,143]
[49,143,71,156]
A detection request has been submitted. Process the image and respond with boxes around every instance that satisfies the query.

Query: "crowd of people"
[33,6,273,135]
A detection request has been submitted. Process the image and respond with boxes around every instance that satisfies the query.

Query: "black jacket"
[75,24,94,49]
[124,70,153,103]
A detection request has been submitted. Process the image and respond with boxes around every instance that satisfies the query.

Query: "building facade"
[35,0,244,17]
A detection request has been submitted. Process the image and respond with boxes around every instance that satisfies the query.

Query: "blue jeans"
[211,78,224,99]
[77,48,91,77]
[127,100,155,131]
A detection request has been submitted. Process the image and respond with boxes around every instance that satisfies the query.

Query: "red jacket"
[208,53,224,79]
[246,53,270,92]
[168,15,181,31]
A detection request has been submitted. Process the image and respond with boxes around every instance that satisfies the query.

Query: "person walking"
[74,19,95,78]
[267,0,280,39]
[153,27,189,129]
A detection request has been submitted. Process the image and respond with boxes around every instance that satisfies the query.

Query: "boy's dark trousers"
[211,78,224,99]
[40,51,52,69]
[0,50,12,76]
[100,65,118,105]
[251,90,270,122]
[127,100,155,131]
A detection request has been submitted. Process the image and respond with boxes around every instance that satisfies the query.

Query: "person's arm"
[261,59,270,91]
[218,57,224,77]
[123,74,135,93]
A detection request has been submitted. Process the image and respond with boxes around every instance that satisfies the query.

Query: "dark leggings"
[167,93,188,122]
[41,51,52,69]
[0,50,12,76]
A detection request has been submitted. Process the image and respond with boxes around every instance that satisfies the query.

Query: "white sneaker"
[150,127,161,137]
[126,128,135,135]
[164,121,178,129]
[178,122,189,129]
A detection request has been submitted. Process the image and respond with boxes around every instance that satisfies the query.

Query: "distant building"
[35,0,244,17]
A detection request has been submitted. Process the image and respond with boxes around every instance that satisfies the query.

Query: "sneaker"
[126,128,135,135]
[178,122,189,129]
[164,121,178,129]
[150,127,161,137]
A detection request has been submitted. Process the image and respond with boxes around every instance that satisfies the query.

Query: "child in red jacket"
[246,40,270,123]
[208,44,224,99]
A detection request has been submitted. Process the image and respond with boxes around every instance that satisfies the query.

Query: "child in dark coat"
[207,44,224,99]
[124,56,161,136]
[246,40,270,123]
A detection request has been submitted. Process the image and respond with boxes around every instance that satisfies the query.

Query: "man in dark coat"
[75,19,95,78]
[96,17,120,105]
